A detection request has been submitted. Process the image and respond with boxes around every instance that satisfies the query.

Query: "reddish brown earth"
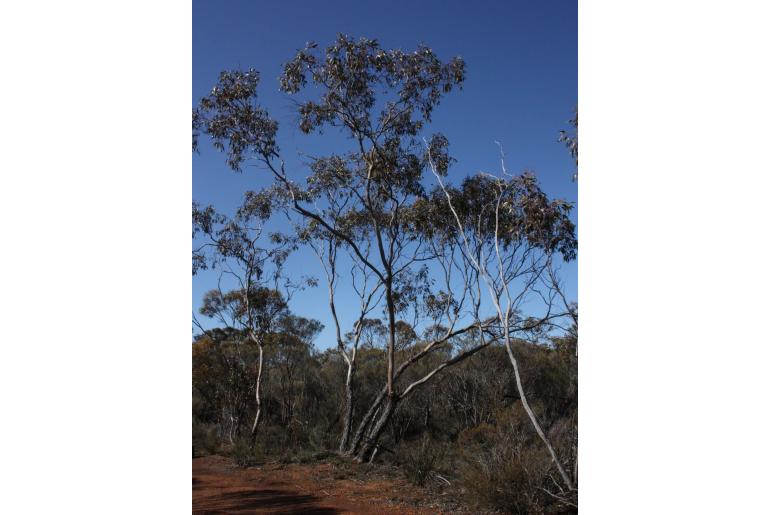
[193,455,472,514]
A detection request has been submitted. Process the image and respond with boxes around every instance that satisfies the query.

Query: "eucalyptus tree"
[276,35,467,409]
[303,223,384,453]
[194,35,503,461]
[192,192,311,442]
[193,35,581,466]
[426,148,578,492]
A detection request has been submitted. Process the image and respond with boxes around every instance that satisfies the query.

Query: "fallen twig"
[432,473,451,486]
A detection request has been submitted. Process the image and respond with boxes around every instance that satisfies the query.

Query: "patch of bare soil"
[193,455,476,514]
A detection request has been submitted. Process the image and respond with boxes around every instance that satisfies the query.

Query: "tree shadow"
[194,487,340,514]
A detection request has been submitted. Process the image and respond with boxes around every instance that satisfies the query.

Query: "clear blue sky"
[193,0,577,348]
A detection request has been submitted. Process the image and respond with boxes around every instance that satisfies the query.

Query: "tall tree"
[194,36,485,461]
[193,36,577,467]
[426,147,578,491]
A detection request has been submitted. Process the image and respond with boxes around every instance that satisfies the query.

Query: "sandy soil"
[193,455,472,514]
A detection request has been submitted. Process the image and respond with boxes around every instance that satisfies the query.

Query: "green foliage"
[279,35,465,139]
[416,172,577,261]
[193,69,278,170]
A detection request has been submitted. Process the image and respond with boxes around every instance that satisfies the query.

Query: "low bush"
[456,408,575,514]
[230,437,265,467]
[402,435,445,486]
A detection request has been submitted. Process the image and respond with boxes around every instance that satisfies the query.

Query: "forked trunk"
[346,386,387,456]
[355,395,397,463]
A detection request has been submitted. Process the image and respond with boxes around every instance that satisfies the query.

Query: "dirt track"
[193,455,466,514]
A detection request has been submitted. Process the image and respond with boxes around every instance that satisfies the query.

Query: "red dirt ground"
[193,455,472,514]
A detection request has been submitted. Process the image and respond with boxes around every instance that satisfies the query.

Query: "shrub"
[459,447,548,514]
[456,408,574,514]
[230,437,264,467]
[403,436,444,486]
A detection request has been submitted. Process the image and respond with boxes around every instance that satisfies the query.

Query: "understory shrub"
[457,408,575,514]
[230,437,265,467]
[401,435,447,486]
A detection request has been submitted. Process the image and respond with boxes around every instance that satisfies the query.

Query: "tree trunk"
[504,337,574,490]
[339,361,355,453]
[355,395,397,463]
[346,385,387,456]
[250,343,264,443]
[385,276,396,397]
[346,324,491,458]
